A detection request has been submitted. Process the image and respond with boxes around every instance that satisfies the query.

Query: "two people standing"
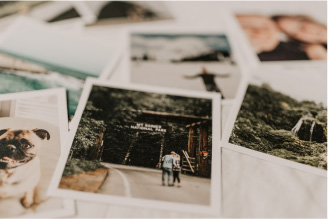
[162,151,181,187]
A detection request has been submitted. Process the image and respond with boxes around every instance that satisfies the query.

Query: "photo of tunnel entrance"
[59,85,216,206]
[122,111,212,178]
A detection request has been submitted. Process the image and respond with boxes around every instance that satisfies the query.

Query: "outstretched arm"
[183,74,201,79]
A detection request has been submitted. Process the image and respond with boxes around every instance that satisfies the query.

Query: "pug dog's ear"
[32,129,50,140]
[0,128,9,137]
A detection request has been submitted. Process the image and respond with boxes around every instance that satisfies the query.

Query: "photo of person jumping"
[130,33,242,100]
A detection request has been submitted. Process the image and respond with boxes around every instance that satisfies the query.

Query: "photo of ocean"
[0,51,91,117]
[0,17,118,117]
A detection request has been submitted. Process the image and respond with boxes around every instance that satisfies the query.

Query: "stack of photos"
[48,78,221,214]
[0,89,73,218]
[128,29,243,101]
[223,67,327,176]
[0,17,120,118]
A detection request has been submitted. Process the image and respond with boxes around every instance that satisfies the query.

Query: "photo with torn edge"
[223,67,327,176]
[234,12,327,62]
[0,16,120,118]
[48,78,221,215]
[0,88,74,218]
[77,1,173,26]
[128,29,243,101]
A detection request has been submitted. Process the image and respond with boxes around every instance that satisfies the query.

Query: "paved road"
[99,163,211,205]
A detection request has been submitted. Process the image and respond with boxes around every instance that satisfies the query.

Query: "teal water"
[0,51,96,116]
[0,49,95,80]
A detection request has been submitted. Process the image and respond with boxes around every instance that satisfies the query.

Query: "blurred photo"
[236,14,327,61]
[80,1,173,26]
[228,68,327,171]
[0,1,82,23]
[0,2,44,19]
[130,32,241,100]
[0,18,118,117]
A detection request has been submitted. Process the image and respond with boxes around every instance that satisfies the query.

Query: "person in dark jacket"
[183,67,230,98]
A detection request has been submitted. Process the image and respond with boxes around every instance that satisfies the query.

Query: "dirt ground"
[59,168,109,193]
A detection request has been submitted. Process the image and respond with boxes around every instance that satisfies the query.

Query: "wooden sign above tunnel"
[129,122,169,133]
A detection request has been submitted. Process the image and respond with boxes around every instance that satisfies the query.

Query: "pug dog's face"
[0,128,50,169]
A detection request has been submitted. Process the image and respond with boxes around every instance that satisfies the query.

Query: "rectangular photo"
[48,78,221,215]
[0,88,74,218]
[222,67,327,176]
[0,16,120,118]
[128,28,243,101]
[230,8,327,63]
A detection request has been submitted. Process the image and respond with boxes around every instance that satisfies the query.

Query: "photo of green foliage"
[229,84,327,170]
[63,85,213,177]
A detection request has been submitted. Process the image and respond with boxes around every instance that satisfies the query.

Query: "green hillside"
[229,84,327,170]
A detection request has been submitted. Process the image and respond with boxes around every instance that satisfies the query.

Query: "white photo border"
[0,15,122,127]
[0,88,68,147]
[48,77,222,216]
[122,25,250,98]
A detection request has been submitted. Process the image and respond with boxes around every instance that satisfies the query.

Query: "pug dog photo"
[0,128,50,208]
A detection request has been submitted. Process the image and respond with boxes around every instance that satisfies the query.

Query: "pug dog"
[0,128,50,208]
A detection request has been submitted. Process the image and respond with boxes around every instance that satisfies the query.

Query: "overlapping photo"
[223,68,327,175]
[0,17,119,118]
[0,89,73,218]
[48,78,221,214]
[128,29,242,100]
[0,1,82,24]
[75,1,173,26]
[235,13,327,62]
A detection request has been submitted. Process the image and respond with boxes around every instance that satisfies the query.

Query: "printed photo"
[226,68,327,173]
[236,13,327,61]
[130,31,241,100]
[0,1,82,23]
[0,89,73,218]
[78,1,173,26]
[49,79,220,214]
[0,2,44,19]
[0,17,119,118]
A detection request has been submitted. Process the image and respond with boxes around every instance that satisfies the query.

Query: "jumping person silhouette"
[183,67,230,98]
